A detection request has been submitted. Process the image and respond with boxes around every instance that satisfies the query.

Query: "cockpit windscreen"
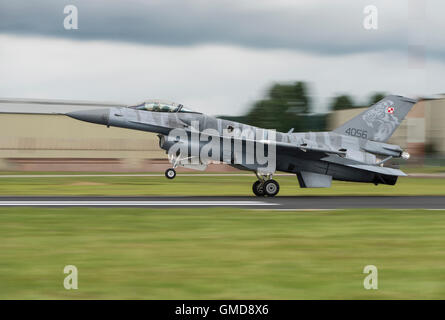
[129,100,200,114]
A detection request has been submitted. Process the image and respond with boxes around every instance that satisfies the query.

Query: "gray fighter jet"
[65,95,416,197]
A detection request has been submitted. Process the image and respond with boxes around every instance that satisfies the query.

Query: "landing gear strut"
[252,173,279,197]
[165,168,176,179]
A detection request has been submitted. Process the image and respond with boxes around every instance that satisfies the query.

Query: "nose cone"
[66,108,110,125]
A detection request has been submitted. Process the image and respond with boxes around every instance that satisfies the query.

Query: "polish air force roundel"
[386,106,395,114]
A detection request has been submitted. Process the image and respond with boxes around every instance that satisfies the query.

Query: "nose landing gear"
[165,168,176,179]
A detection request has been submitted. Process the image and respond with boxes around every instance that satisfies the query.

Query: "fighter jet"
[64,95,416,197]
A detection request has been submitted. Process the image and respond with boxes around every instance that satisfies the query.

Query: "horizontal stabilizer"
[321,155,406,176]
[345,163,407,176]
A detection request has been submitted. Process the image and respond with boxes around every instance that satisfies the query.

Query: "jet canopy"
[129,99,200,114]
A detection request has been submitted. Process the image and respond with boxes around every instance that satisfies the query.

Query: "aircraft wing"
[321,154,407,176]
[0,98,123,115]
[173,130,407,176]
[194,130,346,156]
[278,142,406,176]
[274,141,346,156]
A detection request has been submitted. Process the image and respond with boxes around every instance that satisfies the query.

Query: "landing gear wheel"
[252,180,265,197]
[165,168,176,179]
[263,179,279,197]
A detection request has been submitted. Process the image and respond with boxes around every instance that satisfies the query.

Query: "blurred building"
[0,98,240,172]
[0,113,164,171]
[329,96,445,162]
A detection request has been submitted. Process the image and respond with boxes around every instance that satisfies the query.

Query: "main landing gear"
[252,173,279,197]
[165,168,176,179]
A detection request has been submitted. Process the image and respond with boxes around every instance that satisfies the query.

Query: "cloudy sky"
[0,0,444,115]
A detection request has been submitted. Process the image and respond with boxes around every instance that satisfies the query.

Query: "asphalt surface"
[1,196,445,209]
[1,173,444,178]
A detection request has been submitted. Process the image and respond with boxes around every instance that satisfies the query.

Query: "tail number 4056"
[345,128,368,139]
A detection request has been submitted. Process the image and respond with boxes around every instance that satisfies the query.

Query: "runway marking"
[0,200,277,207]
[1,197,445,209]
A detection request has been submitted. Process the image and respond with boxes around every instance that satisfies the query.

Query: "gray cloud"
[1,34,442,116]
[1,0,443,58]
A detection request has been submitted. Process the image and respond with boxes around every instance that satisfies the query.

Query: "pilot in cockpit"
[129,100,201,114]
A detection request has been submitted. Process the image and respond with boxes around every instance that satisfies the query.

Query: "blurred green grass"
[1,207,445,299]
[0,175,444,196]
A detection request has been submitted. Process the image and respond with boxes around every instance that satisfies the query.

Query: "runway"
[1,196,445,209]
[0,173,444,178]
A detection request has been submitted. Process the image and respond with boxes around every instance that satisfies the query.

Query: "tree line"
[220,81,387,133]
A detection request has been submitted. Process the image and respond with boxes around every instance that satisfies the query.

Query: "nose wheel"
[165,168,176,179]
[252,179,279,197]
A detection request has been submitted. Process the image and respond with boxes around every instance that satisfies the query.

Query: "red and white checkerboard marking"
[386,106,395,114]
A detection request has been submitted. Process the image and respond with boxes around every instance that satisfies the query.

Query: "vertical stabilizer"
[333,95,417,142]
